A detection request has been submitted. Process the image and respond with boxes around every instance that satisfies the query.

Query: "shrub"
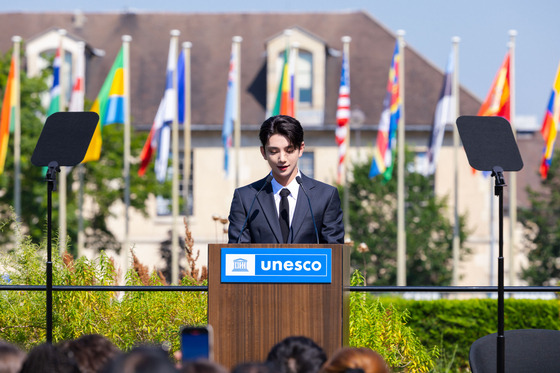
[348,271,438,372]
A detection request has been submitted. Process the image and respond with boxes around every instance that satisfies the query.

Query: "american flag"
[335,49,350,184]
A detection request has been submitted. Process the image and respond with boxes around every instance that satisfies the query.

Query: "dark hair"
[58,334,120,373]
[266,336,327,373]
[259,115,304,148]
[101,345,177,373]
[19,343,80,373]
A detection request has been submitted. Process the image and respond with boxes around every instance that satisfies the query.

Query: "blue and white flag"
[425,50,455,175]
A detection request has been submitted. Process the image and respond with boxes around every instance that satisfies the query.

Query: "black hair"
[259,115,304,149]
[266,336,327,373]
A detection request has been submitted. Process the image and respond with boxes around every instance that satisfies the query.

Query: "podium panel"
[208,244,350,369]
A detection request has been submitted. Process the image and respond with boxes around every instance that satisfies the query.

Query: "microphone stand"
[45,161,60,344]
[492,166,506,373]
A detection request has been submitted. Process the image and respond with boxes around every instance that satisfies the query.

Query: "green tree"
[343,148,469,286]
[518,150,560,285]
[0,46,169,255]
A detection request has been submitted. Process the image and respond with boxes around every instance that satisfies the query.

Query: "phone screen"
[181,326,212,361]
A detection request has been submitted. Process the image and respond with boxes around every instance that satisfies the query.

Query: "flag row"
[0,33,559,181]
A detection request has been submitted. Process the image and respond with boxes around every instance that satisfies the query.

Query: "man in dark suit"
[228,115,344,244]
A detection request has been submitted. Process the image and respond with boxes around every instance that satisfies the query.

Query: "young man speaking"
[228,115,344,244]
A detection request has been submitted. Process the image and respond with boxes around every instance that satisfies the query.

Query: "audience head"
[101,345,177,373]
[231,361,278,373]
[266,336,327,373]
[18,342,80,373]
[58,334,120,373]
[319,347,389,373]
[179,359,228,373]
[0,340,25,373]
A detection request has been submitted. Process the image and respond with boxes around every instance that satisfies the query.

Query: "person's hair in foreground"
[319,347,390,373]
[19,343,80,373]
[58,334,120,373]
[101,345,177,373]
[179,359,228,373]
[259,115,304,149]
[0,340,26,373]
[266,336,327,373]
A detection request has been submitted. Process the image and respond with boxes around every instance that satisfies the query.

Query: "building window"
[266,27,326,125]
[298,50,313,105]
[299,151,314,178]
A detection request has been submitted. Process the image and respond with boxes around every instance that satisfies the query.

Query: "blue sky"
[2,0,559,123]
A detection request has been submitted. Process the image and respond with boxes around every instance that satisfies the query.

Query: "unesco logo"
[232,258,249,272]
[222,248,332,283]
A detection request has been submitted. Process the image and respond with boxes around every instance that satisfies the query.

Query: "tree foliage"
[0,45,169,255]
[343,149,469,286]
[518,150,560,285]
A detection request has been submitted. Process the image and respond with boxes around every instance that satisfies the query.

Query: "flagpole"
[170,30,181,284]
[57,29,67,254]
[451,36,461,286]
[122,34,132,276]
[182,41,192,219]
[291,42,299,118]
[233,36,242,189]
[396,30,406,286]
[74,41,86,258]
[12,36,21,223]
[508,30,517,286]
[341,36,351,239]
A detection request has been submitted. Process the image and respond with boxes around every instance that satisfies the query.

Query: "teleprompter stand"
[31,111,98,343]
[456,115,523,373]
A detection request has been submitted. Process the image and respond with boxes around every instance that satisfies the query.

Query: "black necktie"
[279,188,291,243]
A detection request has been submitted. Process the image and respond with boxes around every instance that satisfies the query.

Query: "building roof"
[0,10,481,127]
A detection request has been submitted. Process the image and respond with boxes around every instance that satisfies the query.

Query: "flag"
[539,61,560,179]
[0,51,17,174]
[335,48,350,184]
[154,37,179,182]
[138,49,185,178]
[68,43,85,112]
[478,51,510,119]
[47,45,62,116]
[473,51,510,176]
[425,50,455,175]
[222,43,238,175]
[82,46,125,163]
[369,41,401,181]
[272,47,293,116]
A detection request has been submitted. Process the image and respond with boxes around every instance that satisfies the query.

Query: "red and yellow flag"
[477,51,510,119]
[272,47,294,116]
[0,52,17,174]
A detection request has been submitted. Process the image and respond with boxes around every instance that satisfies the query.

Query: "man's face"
[260,134,304,186]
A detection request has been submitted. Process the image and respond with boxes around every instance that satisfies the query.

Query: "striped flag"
[83,47,125,162]
[369,41,401,181]
[47,45,62,116]
[68,42,85,112]
[153,36,179,183]
[0,49,17,174]
[539,61,560,179]
[335,48,350,184]
[425,50,455,175]
[139,49,185,178]
[222,42,238,175]
[272,47,293,116]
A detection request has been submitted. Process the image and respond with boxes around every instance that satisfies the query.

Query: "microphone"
[296,176,319,244]
[236,174,273,243]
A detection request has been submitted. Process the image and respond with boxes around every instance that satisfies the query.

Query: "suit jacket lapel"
[290,174,316,242]
[257,183,283,243]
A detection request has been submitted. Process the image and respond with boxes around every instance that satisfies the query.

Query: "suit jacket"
[228,173,344,244]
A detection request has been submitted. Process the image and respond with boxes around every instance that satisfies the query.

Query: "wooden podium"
[208,244,350,368]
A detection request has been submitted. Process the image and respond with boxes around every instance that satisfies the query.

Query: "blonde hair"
[319,347,389,373]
